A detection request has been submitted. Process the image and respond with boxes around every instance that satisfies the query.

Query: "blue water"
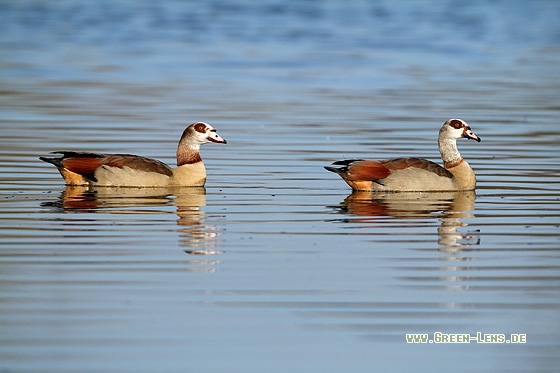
[1,1,560,372]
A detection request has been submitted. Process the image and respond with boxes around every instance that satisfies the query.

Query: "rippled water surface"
[2,1,560,372]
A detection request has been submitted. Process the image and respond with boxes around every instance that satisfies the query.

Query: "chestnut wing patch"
[49,151,173,181]
[51,151,104,182]
[61,157,103,178]
[326,157,452,182]
[346,160,392,181]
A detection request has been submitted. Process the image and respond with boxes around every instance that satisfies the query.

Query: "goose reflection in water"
[329,190,480,251]
[42,186,223,255]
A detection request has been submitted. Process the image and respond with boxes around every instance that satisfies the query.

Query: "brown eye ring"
[194,122,207,134]
[449,119,464,129]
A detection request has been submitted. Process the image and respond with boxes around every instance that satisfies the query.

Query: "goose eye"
[194,122,207,134]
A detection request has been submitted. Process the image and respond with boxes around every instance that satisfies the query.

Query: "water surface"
[1,1,560,372]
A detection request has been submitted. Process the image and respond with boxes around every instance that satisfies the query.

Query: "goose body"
[325,119,481,192]
[40,122,226,187]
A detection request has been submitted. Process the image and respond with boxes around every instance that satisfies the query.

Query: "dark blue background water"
[1,1,560,372]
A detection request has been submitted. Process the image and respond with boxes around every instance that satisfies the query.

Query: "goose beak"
[463,127,481,142]
[209,131,227,144]
[211,137,227,144]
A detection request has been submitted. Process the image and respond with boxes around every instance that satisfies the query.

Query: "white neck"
[439,137,462,166]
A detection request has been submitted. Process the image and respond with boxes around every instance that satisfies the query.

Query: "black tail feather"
[324,159,362,174]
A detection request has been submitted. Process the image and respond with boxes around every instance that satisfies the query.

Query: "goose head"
[180,122,227,148]
[440,119,481,143]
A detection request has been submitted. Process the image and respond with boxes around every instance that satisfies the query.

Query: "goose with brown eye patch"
[449,119,465,129]
[325,118,481,192]
[40,122,227,188]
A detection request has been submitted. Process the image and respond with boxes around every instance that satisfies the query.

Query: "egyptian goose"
[40,122,227,187]
[325,119,481,192]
